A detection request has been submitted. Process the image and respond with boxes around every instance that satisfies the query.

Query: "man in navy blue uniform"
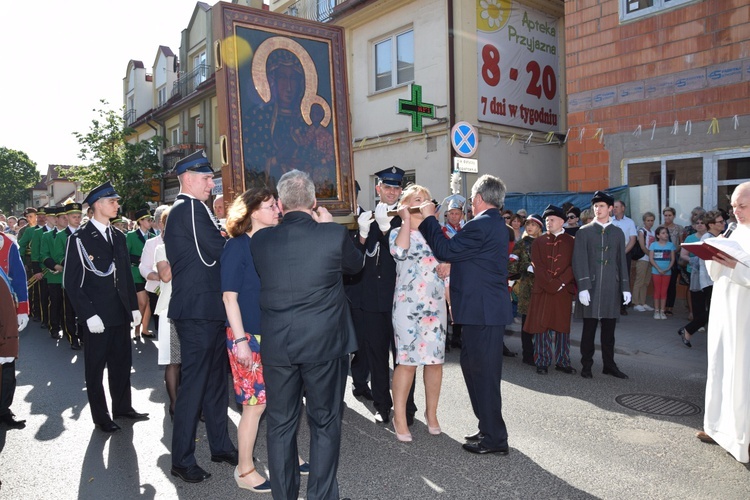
[419,174,513,455]
[165,151,236,483]
[63,182,148,433]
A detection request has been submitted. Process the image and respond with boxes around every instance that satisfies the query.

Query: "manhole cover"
[615,394,701,416]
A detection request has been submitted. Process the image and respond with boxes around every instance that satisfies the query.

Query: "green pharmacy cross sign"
[398,84,435,133]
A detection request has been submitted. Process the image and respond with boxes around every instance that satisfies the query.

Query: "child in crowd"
[648,226,676,320]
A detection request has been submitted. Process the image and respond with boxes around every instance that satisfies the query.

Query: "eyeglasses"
[712,219,724,225]
[503,216,511,220]
[567,214,577,219]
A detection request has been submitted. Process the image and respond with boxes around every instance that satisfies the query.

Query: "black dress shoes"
[603,367,629,379]
[536,366,548,374]
[0,412,26,429]
[96,421,121,433]
[114,410,150,421]
[462,442,509,455]
[211,450,239,466]
[581,370,593,379]
[352,388,374,401]
[502,344,517,357]
[171,465,211,483]
[464,430,484,441]
[71,338,82,350]
[375,409,390,424]
[555,365,577,374]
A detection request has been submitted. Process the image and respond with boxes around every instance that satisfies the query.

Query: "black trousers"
[0,360,17,417]
[349,308,370,393]
[521,314,534,364]
[147,291,159,334]
[171,319,234,469]
[47,283,63,335]
[265,355,348,500]
[62,289,79,345]
[39,277,49,324]
[81,322,133,425]
[683,286,713,334]
[580,317,618,372]
[666,262,679,308]
[460,324,508,449]
[354,309,416,415]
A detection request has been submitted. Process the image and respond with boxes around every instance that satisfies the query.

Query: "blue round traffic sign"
[451,121,478,158]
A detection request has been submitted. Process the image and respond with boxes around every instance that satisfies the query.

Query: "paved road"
[1,301,748,499]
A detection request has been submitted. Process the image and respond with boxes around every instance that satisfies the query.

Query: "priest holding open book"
[693,181,750,463]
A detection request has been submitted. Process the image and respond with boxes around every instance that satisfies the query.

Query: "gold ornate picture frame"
[214,3,355,216]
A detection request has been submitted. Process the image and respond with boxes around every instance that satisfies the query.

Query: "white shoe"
[698,327,706,332]
[660,311,668,320]
[634,305,646,312]
[643,304,654,311]
[654,311,661,319]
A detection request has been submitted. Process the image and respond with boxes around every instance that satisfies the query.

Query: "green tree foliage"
[0,147,40,213]
[67,101,164,214]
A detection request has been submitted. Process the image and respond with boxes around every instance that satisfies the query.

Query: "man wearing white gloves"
[0,232,29,429]
[572,191,631,379]
[64,181,148,433]
[351,166,417,425]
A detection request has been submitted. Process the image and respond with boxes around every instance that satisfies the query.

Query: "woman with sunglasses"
[564,207,581,237]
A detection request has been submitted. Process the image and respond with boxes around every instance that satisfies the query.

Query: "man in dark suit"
[63,182,148,433]
[251,170,363,500]
[164,150,236,484]
[419,174,513,455]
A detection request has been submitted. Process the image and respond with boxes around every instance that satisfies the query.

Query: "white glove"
[357,211,372,239]
[622,292,632,305]
[87,315,105,334]
[578,290,591,307]
[132,310,142,326]
[527,265,534,273]
[374,203,393,233]
[17,313,29,332]
[0,357,15,364]
[509,254,519,261]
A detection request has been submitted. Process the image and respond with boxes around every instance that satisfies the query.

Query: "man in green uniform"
[41,207,65,339]
[17,207,41,320]
[125,208,154,339]
[31,207,54,328]
[56,202,83,349]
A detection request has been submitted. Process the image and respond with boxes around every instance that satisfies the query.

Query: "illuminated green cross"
[398,84,435,133]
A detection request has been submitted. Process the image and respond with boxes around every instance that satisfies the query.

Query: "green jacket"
[126,229,151,284]
[40,229,63,284]
[17,224,38,263]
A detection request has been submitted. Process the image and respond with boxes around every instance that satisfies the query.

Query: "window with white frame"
[194,51,207,85]
[157,86,167,107]
[619,0,696,22]
[625,150,750,227]
[170,127,180,146]
[373,29,414,92]
[195,116,204,144]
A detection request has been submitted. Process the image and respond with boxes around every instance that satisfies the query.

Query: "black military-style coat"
[63,221,137,327]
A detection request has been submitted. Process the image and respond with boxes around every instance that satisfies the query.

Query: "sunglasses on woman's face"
[503,216,511,220]
[567,214,577,219]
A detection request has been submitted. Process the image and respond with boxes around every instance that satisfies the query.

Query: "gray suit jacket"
[251,211,363,366]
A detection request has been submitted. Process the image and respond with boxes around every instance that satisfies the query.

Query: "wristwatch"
[233,337,248,346]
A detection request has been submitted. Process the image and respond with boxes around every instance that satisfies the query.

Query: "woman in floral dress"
[389,184,447,442]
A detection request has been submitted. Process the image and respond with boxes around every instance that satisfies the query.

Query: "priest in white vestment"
[702,181,750,463]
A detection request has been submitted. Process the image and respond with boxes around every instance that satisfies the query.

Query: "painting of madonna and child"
[215,5,356,215]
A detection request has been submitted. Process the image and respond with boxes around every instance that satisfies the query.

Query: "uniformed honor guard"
[40,207,66,340]
[351,166,417,425]
[63,182,148,432]
[16,207,37,269]
[27,207,51,325]
[126,208,155,339]
[165,150,236,483]
[53,202,83,349]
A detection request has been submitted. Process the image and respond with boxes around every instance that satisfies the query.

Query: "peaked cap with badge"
[374,166,405,187]
[174,150,213,175]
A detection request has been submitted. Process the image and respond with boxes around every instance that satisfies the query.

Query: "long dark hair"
[225,187,275,238]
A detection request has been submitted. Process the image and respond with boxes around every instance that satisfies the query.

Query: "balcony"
[170,63,211,99]
[123,108,137,126]
[284,0,341,22]
[162,142,206,172]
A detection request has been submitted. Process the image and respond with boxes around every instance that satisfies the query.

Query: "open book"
[682,238,750,267]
